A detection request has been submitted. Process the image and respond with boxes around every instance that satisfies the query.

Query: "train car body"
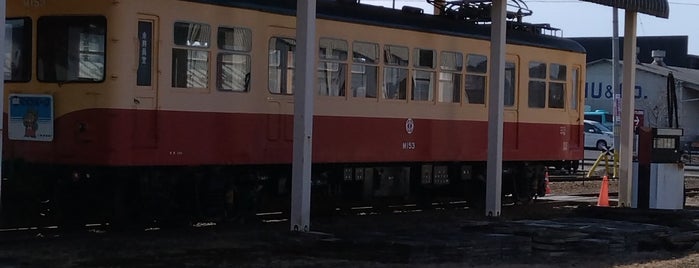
[1,0,585,226]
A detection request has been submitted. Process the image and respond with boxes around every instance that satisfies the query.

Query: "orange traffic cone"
[597,175,609,207]
[544,170,551,195]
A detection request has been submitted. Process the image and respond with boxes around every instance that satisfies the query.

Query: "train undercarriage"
[0,160,550,228]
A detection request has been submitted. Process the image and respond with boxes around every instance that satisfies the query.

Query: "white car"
[584,120,614,150]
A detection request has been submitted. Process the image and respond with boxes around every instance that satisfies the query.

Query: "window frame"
[464,54,488,105]
[382,44,409,100]
[216,26,252,92]
[5,17,32,83]
[411,47,435,102]
[268,36,296,95]
[36,15,107,83]
[350,41,379,99]
[437,50,463,104]
[548,63,567,109]
[317,37,348,97]
[171,21,211,89]
[527,61,548,108]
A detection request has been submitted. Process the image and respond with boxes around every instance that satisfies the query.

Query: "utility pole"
[612,7,621,178]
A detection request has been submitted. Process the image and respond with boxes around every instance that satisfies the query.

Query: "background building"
[573,36,698,69]
[585,51,699,145]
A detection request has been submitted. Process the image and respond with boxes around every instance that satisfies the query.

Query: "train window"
[384,45,408,66]
[504,62,516,107]
[4,18,31,82]
[353,42,378,64]
[268,37,296,95]
[412,48,435,101]
[172,49,209,88]
[548,63,566,109]
[528,81,546,108]
[438,51,462,103]
[412,70,434,101]
[318,38,347,97]
[319,38,348,61]
[384,67,407,100]
[383,45,408,100]
[548,82,565,108]
[527,61,547,108]
[37,16,106,83]
[571,67,580,110]
[440,51,462,72]
[217,54,250,92]
[351,41,378,98]
[217,27,251,52]
[174,22,210,48]
[465,54,487,104]
[549,64,567,81]
[217,27,251,92]
[172,22,210,88]
[466,54,487,73]
[413,48,434,68]
[529,62,546,79]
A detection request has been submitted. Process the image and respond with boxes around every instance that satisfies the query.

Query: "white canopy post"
[291,0,316,232]
[619,10,638,207]
[485,0,506,217]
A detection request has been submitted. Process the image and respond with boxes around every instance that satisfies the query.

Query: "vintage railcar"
[1,0,585,226]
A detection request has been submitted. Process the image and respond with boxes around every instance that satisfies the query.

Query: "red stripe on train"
[3,109,582,166]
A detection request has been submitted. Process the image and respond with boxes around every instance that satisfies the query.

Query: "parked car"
[584,120,614,150]
[584,110,614,131]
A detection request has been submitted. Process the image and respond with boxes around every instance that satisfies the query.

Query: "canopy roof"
[579,0,669,18]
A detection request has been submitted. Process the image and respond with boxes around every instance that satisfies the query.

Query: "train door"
[567,65,583,149]
[132,15,159,148]
[503,55,520,150]
[266,26,297,146]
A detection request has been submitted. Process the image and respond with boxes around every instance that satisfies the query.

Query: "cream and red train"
[1,0,585,226]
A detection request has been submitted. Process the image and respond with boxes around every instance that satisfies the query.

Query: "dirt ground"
[1,178,699,267]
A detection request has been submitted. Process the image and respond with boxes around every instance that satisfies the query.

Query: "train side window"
[548,63,566,109]
[504,61,516,107]
[4,18,31,82]
[37,16,106,83]
[412,48,435,101]
[172,22,210,88]
[383,45,408,100]
[571,67,580,110]
[465,54,487,104]
[268,37,296,95]
[528,61,546,108]
[318,38,347,97]
[217,27,251,92]
[438,51,462,103]
[351,41,378,98]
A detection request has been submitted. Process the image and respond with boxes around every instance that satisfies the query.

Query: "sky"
[362,0,699,55]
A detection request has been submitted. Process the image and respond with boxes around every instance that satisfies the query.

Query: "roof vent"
[651,50,666,66]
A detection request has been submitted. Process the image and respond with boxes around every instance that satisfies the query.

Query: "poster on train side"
[8,94,54,141]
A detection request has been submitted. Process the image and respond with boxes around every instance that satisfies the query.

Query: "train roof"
[184,0,586,54]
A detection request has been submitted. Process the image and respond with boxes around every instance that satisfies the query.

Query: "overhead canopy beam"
[579,0,669,18]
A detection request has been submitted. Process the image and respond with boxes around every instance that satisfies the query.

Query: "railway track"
[4,183,698,238]
[0,197,564,238]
